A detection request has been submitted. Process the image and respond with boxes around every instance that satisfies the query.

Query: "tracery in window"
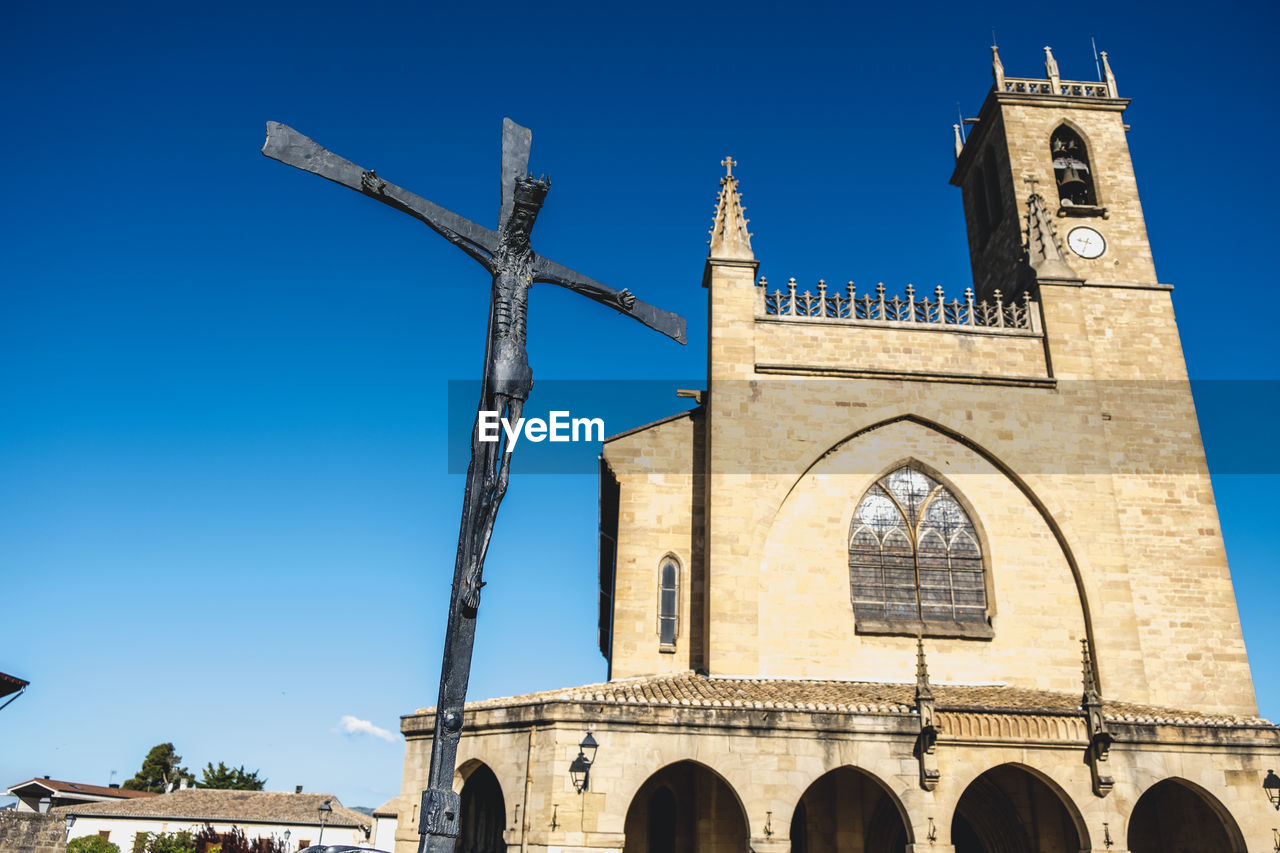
[849,466,990,637]
[657,556,679,650]
[1050,126,1098,207]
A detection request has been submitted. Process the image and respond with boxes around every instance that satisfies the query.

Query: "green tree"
[121,742,190,793]
[68,836,120,853]
[131,830,195,853]
[197,761,265,791]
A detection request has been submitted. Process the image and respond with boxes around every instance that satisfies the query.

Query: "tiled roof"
[372,797,400,818]
[6,778,156,800]
[427,671,1273,728]
[52,790,370,828]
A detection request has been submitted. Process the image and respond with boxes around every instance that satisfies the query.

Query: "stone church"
[392,47,1280,853]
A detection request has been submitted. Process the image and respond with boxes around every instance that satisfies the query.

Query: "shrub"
[68,837,121,853]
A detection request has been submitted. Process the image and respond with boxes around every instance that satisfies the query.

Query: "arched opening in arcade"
[622,760,749,853]
[457,762,507,853]
[1127,778,1246,853]
[951,764,1085,853]
[790,766,911,853]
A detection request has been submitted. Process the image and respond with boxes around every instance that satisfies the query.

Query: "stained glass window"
[849,466,988,630]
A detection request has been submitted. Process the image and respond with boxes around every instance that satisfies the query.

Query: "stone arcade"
[391,47,1280,853]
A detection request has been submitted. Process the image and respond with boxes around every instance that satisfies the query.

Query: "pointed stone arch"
[622,760,749,853]
[775,413,1099,690]
[790,765,914,853]
[1049,121,1100,207]
[1127,777,1246,853]
[951,762,1089,853]
[452,760,507,853]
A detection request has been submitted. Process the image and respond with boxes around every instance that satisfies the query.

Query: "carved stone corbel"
[914,638,940,791]
[1081,639,1114,797]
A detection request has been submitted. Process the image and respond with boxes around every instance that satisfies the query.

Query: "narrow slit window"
[658,557,679,649]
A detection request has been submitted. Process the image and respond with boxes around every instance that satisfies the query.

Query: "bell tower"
[951,46,1157,297]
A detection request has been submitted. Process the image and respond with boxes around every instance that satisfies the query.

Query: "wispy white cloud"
[337,715,396,742]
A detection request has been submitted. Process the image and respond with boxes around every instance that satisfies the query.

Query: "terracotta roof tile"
[423,671,1273,728]
[51,789,370,828]
[371,797,401,818]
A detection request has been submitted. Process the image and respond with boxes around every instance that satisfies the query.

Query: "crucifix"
[261,119,686,852]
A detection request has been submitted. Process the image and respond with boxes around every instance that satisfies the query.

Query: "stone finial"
[991,44,1005,90]
[1080,638,1114,797]
[953,124,964,159]
[1024,191,1079,280]
[914,636,940,791]
[1081,638,1101,705]
[915,636,934,703]
[707,156,754,261]
[1100,50,1118,97]
[1044,46,1060,89]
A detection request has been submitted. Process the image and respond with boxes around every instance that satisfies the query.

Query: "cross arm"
[531,255,687,344]
[262,122,500,266]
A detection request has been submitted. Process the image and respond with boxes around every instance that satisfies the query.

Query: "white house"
[370,798,400,851]
[56,789,372,851]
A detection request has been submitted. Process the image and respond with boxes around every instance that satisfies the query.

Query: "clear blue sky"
[2,0,1276,810]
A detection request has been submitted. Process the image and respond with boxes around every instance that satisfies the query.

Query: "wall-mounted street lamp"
[282,829,290,851]
[1264,769,1280,811]
[570,732,598,793]
[64,814,76,840]
[317,799,333,844]
[37,797,51,814]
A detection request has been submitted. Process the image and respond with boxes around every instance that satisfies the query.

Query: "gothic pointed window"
[1050,126,1098,207]
[849,466,992,638]
[657,556,679,651]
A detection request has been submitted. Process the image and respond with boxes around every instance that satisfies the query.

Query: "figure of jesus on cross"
[262,118,686,852]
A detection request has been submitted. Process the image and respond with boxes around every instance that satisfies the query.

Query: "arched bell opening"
[790,766,910,853]
[951,764,1085,853]
[1049,125,1098,208]
[1127,778,1246,853]
[458,762,506,853]
[622,760,748,853]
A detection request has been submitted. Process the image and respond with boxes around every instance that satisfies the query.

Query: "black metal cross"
[262,119,686,853]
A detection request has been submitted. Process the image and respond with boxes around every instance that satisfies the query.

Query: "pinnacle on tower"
[991,44,1005,90]
[1100,50,1118,97]
[707,156,754,262]
[1044,45,1060,88]
[1023,191,1078,280]
[953,124,964,159]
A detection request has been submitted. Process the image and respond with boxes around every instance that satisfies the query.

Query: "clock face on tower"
[1067,226,1107,259]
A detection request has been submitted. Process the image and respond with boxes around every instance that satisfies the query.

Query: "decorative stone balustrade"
[1000,77,1112,98]
[758,277,1040,333]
